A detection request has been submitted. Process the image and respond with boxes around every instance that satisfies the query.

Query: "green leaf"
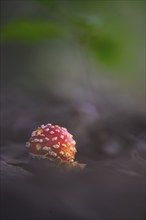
[86,33,120,65]
[0,20,66,43]
[69,14,120,66]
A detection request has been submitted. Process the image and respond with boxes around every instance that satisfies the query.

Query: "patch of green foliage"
[0,0,144,76]
[1,20,66,42]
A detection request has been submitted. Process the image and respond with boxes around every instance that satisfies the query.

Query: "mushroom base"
[29,154,86,170]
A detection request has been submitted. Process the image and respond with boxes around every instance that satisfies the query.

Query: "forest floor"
[1,86,145,220]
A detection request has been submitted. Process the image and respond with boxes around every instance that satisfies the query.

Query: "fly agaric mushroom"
[26,123,77,163]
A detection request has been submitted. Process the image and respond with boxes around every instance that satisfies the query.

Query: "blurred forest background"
[0,0,145,220]
[1,0,145,148]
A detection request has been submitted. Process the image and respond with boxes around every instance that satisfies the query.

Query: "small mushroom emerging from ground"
[26,123,86,170]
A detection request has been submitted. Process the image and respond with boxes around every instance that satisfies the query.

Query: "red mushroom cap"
[26,123,77,162]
